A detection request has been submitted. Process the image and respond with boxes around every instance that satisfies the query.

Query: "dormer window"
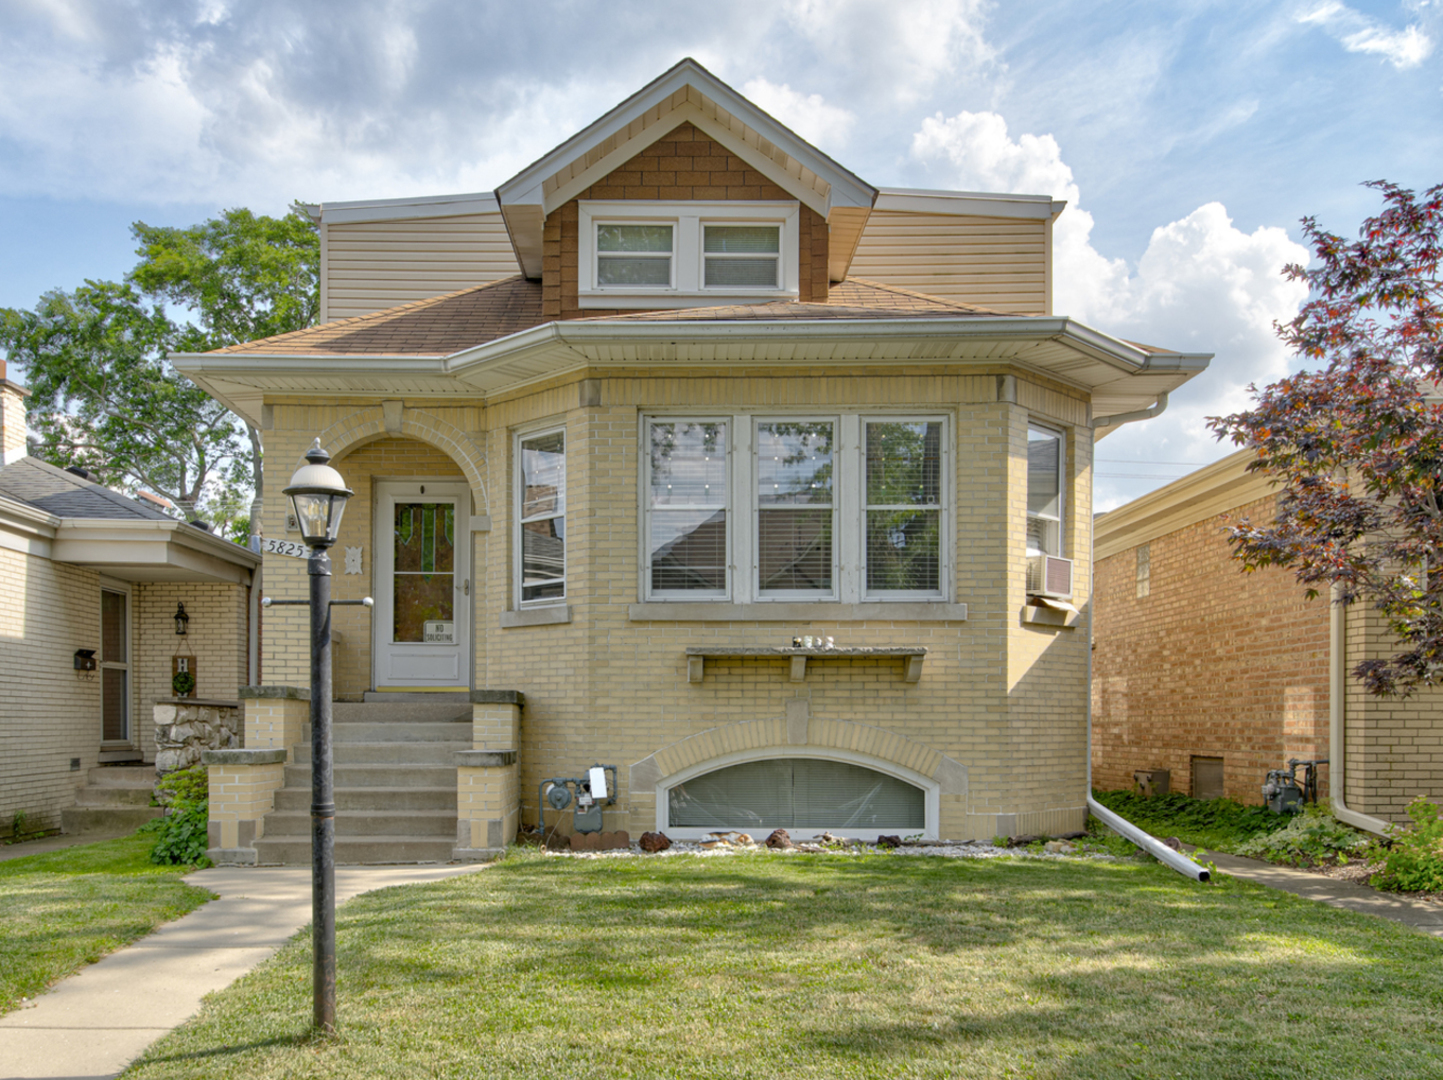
[597,224,674,287]
[703,225,780,288]
[579,201,799,309]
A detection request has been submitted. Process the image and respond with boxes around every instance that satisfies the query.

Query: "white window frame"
[578,201,800,309]
[1026,422,1066,558]
[639,412,951,604]
[642,416,732,602]
[515,425,567,609]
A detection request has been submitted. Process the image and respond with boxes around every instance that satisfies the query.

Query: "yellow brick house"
[176,60,1211,864]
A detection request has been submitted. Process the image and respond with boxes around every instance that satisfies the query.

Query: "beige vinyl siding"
[324,213,521,320]
[849,212,1049,314]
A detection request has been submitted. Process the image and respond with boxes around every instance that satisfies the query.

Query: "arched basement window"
[667,758,925,832]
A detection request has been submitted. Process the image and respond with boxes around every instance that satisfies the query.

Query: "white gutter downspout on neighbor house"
[1083,391,1210,882]
[1329,585,1392,836]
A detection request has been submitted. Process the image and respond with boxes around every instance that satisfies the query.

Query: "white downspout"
[247,495,263,686]
[1329,585,1391,835]
[1082,405,1209,881]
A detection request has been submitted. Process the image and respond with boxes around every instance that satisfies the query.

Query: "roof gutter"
[1094,390,1169,429]
[1329,584,1392,836]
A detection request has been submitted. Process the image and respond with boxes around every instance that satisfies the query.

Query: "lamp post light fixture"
[173,602,189,636]
[282,439,354,1035]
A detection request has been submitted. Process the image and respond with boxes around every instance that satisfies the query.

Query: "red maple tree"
[1210,181,1443,697]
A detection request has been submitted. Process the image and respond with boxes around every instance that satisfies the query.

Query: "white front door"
[373,481,470,690]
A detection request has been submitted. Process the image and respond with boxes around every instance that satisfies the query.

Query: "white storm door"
[374,481,470,689]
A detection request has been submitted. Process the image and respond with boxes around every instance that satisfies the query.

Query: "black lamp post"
[282,439,353,1034]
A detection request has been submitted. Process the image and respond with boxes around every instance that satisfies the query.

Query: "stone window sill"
[500,605,572,628]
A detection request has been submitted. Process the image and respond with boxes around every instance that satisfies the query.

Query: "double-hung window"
[517,429,566,605]
[596,224,674,287]
[1026,424,1063,557]
[864,420,944,596]
[703,225,781,289]
[646,420,729,598]
[642,414,948,603]
[756,421,835,598]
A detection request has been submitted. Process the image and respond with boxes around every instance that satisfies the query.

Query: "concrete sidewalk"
[0,863,487,1080]
[1206,851,1443,937]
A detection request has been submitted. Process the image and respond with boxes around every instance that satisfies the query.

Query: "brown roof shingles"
[212,276,544,357]
[206,276,1015,359]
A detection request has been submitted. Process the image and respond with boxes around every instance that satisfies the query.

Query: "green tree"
[0,205,318,535]
[0,281,248,518]
[1210,181,1443,697]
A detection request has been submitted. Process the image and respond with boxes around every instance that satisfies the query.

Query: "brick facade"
[255,367,1094,842]
[541,122,829,321]
[1091,492,1332,802]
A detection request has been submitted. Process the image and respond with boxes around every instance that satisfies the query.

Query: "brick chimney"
[0,358,31,466]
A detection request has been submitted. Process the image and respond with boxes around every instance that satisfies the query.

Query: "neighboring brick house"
[1092,447,1443,830]
[0,362,260,836]
[175,60,1212,864]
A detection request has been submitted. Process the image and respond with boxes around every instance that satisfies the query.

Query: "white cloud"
[782,0,998,103]
[1297,2,1434,69]
[910,109,1312,509]
[742,78,855,151]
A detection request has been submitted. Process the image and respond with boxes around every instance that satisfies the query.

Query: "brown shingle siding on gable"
[542,121,829,320]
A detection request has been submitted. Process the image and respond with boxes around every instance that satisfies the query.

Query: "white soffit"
[176,318,1210,423]
[495,58,878,278]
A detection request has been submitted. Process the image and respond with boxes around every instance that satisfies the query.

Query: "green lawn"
[0,831,214,1015]
[1092,789,1286,853]
[126,851,1443,1080]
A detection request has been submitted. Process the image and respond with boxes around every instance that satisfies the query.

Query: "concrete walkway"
[0,863,487,1080]
[1207,851,1443,937]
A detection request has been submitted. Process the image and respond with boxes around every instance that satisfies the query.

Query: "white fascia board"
[0,495,58,557]
[497,59,876,213]
[314,192,500,226]
[52,519,259,582]
[875,187,1069,220]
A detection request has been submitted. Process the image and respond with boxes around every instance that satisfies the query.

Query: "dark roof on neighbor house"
[204,276,1009,360]
[0,458,177,521]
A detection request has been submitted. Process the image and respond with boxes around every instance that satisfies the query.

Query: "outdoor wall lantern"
[284,439,354,548]
[173,602,190,636]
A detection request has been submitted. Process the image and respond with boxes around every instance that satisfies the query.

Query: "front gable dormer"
[496,59,877,318]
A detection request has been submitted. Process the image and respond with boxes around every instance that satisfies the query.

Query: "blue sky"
[1,0,1439,509]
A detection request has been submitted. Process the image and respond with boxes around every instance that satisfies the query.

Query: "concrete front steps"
[62,764,164,834]
[253,700,470,865]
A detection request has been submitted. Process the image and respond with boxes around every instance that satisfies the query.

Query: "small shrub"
[149,765,210,867]
[1235,804,1369,866]
[1370,797,1443,893]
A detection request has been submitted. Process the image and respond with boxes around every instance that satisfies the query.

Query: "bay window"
[642,414,948,603]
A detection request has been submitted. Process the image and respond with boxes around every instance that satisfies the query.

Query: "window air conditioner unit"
[1027,554,1073,599]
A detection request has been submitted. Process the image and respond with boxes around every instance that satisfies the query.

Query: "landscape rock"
[1163,837,1182,851]
[877,835,902,849]
[765,828,794,849]
[1043,840,1075,854]
[639,831,671,853]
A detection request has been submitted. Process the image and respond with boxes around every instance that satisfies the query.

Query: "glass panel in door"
[392,503,456,644]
